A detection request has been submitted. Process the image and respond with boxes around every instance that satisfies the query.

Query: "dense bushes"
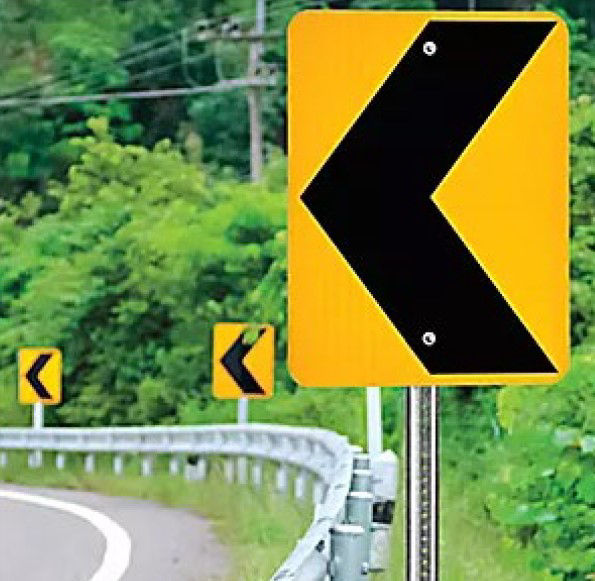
[0,118,287,427]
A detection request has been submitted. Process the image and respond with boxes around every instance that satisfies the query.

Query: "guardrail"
[0,424,394,580]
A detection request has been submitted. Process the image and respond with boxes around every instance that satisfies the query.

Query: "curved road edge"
[0,488,131,581]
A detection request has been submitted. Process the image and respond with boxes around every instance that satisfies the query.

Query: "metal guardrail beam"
[0,424,363,580]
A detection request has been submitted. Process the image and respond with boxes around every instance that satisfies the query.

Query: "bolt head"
[422,331,436,346]
[423,41,437,56]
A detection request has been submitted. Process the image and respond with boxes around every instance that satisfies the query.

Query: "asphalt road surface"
[0,484,229,581]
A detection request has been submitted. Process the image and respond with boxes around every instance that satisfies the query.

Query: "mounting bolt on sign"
[212,323,274,399]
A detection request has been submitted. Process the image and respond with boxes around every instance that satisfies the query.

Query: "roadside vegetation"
[0,1,593,579]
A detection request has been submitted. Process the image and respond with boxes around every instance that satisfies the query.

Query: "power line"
[0,77,276,111]
[0,11,267,101]
[0,0,321,103]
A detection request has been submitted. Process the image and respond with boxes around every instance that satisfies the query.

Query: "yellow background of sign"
[18,348,62,405]
[213,324,275,399]
[288,11,569,386]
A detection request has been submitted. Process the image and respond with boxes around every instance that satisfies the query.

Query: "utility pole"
[238,0,267,424]
[248,0,266,182]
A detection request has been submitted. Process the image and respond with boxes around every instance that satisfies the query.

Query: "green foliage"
[180,388,367,447]
[0,2,592,577]
[0,119,286,427]
[570,97,595,347]
[441,352,595,580]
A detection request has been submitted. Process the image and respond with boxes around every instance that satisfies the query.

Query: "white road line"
[0,489,131,581]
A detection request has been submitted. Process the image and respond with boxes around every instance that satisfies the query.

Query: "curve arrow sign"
[25,353,53,400]
[220,329,267,395]
[301,20,557,374]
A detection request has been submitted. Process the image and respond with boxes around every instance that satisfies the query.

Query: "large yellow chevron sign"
[288,11,569,387]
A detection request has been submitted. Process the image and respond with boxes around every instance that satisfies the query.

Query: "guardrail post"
[330,523,367,580]
[294,468,308,501]
[197,457,207,481]
[345,491,373,573]
[351,469,373,493]
[141,455,153,477]
[0,451,7,468]
[370,522,391,572]
[276,462,288,494]
[353,453,371,471]
[28,450,42,469]
[224,457,234,484]
[113,454,124,476]
[237,456,248,484]
[184,461,196,481]
[84,453,95,474]
[55,452,66,470]
[251,458,263,488]
[313,478,325,505]
[169,456,180,475]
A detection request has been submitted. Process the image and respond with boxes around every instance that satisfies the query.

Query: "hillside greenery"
[0,1,593,579]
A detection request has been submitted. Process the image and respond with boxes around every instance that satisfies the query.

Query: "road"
[0,484,230,581]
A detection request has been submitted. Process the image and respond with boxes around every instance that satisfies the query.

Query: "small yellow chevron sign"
[18,348,62,405]
[213,324,274,399]
[288,11,569,387]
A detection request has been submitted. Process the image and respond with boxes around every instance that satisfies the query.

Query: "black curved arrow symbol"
[302,20,557,374]
[26,353,53,399]
[220,329,267,394]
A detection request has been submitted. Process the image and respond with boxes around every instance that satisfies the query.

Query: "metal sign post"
[33,402,44,430]
[407,387,439,581]
[366,387,383,459]
[237,398,249,424]
[31,401,44,468]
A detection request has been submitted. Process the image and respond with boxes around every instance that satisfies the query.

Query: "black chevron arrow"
[25,353,53,399]
[220,328,267,394]
[301,20,557,374]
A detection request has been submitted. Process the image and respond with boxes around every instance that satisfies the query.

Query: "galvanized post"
[351,469,373,493]
[197,457,207,481]
[330,523,367,580]
[31,402,43,469]
[345,491,373,571]
[313,478,325,505]
[237,398,249,424]
[141,455,153,477]
[113,454,124,476]
[237,456,248,484]
[169,456,180,476]
[294,468,308,501]
[84,453,95,474]
[370,522,391,572]
[276,462,288,494]
[353,453,371,471]
[407,387,439,581]
[56,452,66,470]
[184,461,196,481]
[85,454,95,474]
[224,457,234,484]
[0,451,7,468]
[251,458,263,488]
[366,387,383,459]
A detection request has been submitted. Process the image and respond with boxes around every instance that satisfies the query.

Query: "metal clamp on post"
[330,524,368,581]
[371,449,398,525]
